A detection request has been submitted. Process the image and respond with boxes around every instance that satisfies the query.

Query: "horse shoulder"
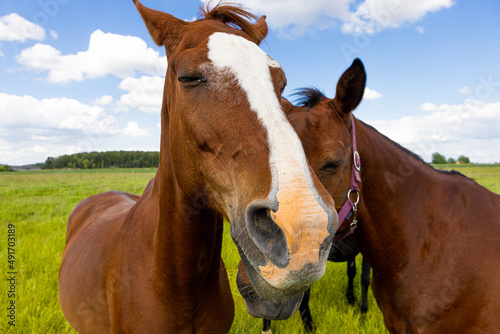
[66,191,139,242]
[60,191,140,333]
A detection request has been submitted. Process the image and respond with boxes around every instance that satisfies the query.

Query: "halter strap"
[333,113,361,242]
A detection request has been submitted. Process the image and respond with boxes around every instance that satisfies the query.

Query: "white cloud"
[16,30,166,84]
[0,93,117,133]
[216,0,454,37]
[92,95,114,106]
[122,121,150,138]
[366,99,500,162]
[118,75,164,113]
[459,86,472,95]
[0,13,46,42]
[49,30,58,39]
[218,0,352,38]
[342,0,455,35]
[0,141,76,166]
[416,26,424,34]
[364,87,382,100]
[421,102,437,111]
[0,92,127,164]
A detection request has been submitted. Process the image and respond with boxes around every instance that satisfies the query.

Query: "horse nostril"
[246,206,290,268]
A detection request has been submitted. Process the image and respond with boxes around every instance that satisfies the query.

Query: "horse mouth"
[237,279,304,320]
[236,243,310,301]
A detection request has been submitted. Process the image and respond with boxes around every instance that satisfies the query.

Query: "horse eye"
[320,160,343,172]
[178,75,207,88]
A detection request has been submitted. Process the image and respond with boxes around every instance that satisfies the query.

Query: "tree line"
[0,165,14,172]
[432,152,470,164]
[44,151,160,169]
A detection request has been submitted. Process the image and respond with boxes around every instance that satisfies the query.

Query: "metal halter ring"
[346,188,360,206]
[353,151,361,171]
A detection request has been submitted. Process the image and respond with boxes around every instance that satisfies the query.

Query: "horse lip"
[236,263,304,320]
[237,243,310,300]
[248,298,302,320]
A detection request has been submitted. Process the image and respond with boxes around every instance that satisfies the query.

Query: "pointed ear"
[133,0,188,54]
[333,58,366,117]
[254,15,268,44]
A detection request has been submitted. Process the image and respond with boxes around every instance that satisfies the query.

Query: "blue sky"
[1,0,500,165]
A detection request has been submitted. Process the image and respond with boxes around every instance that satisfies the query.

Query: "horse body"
[285,59,500,333]
[60,178,234,333]
[59,1,337,332]
[354,129,500,332]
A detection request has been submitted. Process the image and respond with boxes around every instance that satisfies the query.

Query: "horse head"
[286,59,366,228]
[135,1,337,301]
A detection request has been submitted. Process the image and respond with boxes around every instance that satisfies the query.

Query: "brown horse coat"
[59,2,337,333]
[285,59,500,333]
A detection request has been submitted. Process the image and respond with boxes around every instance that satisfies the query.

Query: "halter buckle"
[350,219,358,229]
[346,188,360,206]
[353,151,361,171]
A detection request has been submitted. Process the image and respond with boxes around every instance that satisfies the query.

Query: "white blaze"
[207,32,328,212]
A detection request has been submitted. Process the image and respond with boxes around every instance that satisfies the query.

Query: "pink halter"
[333,113,361,242]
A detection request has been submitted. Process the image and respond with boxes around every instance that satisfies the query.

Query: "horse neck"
[352,119,441,277]
[144,104,224,295]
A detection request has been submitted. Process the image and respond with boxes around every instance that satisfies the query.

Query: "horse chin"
[238,283,304,320]
[238,247,310,301]
[236,260,304,320]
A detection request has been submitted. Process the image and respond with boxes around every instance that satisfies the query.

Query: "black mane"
[443,169,468,177]
[291,87,326,109]
[292,87,468,179]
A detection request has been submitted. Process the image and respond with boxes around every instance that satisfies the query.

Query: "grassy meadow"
[0,165,498,333]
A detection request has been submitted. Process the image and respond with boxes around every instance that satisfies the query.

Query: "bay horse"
[58,1,338,333]
[238,58,500,333]
[284,59,500,333]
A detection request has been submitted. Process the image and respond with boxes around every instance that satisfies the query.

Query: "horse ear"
[133,0,188,54]
[333,58,366,118]
[254,15,268,44]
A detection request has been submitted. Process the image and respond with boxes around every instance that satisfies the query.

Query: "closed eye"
[178,75,207,88]
[320,160,344,172]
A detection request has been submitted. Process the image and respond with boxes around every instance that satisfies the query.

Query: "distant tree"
[45,157,55,169]
[447,157,456,164]
[45,151,160,169]
[82,159,92,169]
[0,165,13,172]
[457,155,470,164]
[432,152,447,164]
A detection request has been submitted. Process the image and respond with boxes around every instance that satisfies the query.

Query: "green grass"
[0,171,153,333]
[0,165,498,333]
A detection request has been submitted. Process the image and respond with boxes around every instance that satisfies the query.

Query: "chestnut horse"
[238,59,500,333]
[58,1,337,333]
[284,59,500,333]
